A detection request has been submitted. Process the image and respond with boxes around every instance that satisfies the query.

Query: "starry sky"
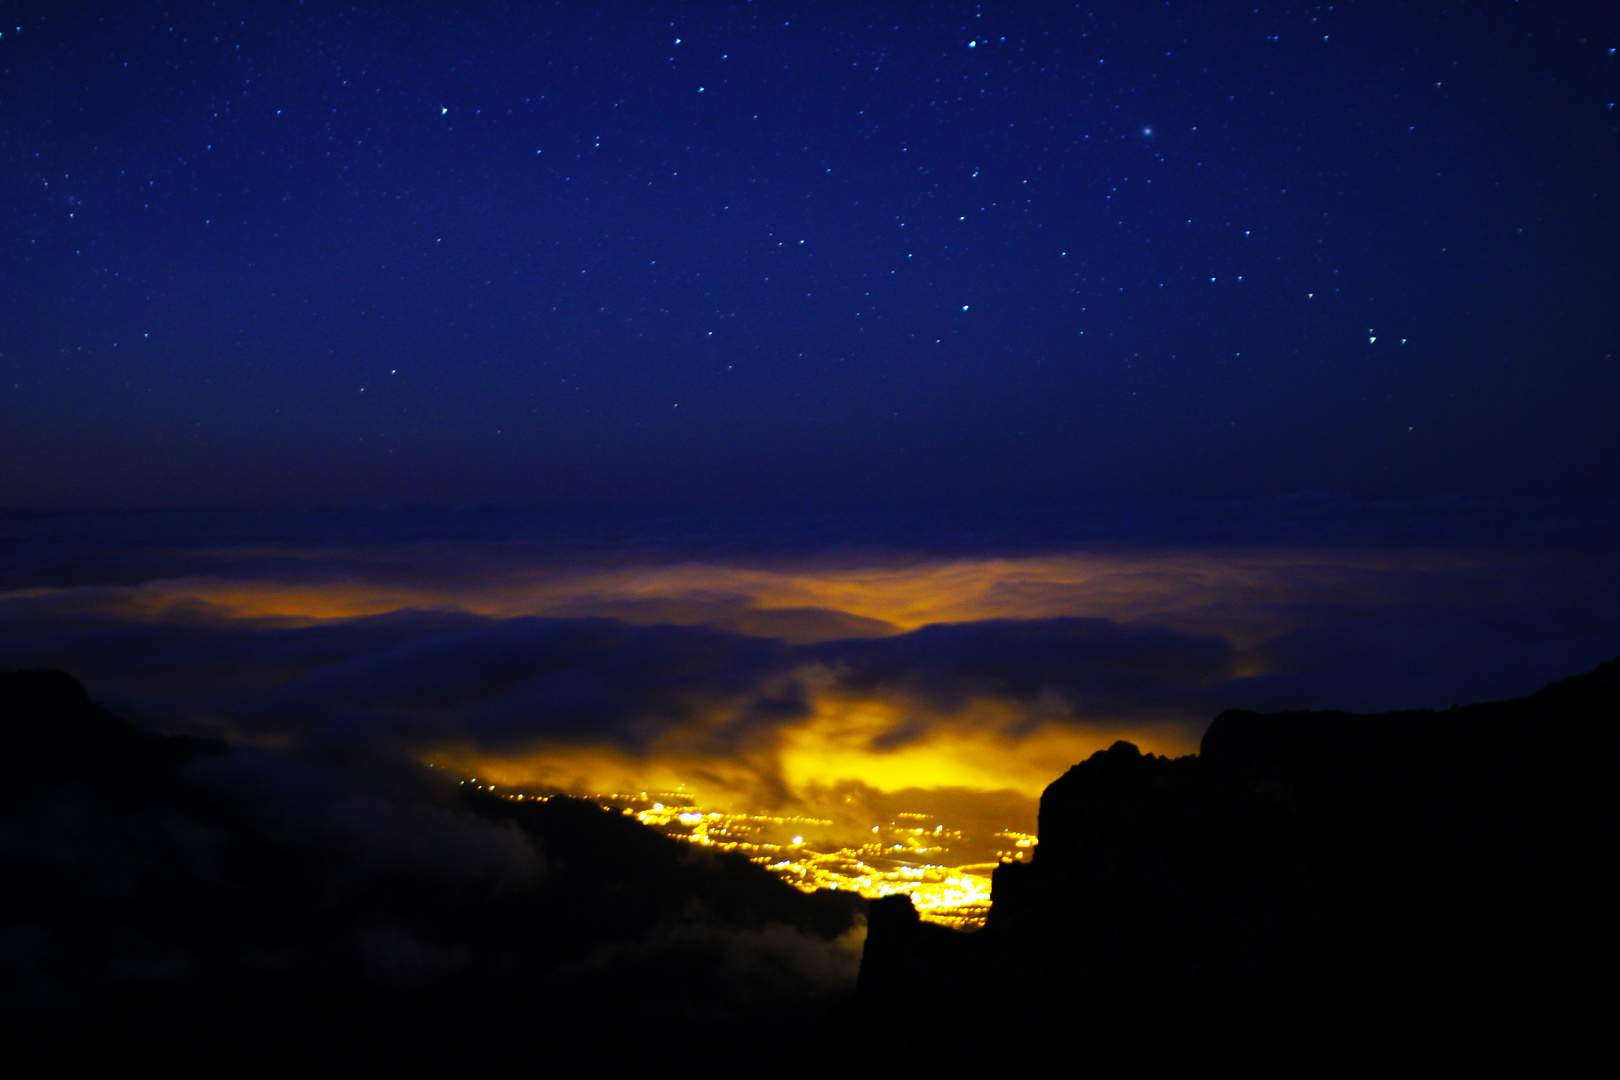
[2,0,1617,511]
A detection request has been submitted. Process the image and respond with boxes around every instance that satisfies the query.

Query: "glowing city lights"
[477,782,1036,928]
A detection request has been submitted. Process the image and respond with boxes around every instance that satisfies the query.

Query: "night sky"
[5,0,1617,510]
[4,0,1620,821]
[5,6,1620,1035]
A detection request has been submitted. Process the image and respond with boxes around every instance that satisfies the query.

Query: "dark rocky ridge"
[0,669,865,1073]
[859,656,1618,1074]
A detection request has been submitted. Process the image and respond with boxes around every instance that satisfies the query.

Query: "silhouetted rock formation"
[0,670,865,1073]
[859,656,1620,1074]
[0,668,224,806]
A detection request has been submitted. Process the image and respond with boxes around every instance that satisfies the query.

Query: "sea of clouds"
[4,500,1619,815]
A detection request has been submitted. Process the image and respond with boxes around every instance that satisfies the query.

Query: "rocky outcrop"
[859,656,1620,1073]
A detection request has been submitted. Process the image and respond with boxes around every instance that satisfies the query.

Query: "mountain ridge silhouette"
[858,654,1619,1073]
[5,658,1614,1073]
[0,668,864,1073]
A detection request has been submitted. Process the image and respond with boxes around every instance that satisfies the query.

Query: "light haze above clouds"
[5,507,1618,819]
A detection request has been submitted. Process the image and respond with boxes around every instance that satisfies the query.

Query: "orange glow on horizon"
[1,546,1507,647]
[0,542,1465,820]
[5,539,1553,927]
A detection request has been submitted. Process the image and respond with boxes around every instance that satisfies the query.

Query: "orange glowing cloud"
[2,538,1592,829]
[1,545,1507,643]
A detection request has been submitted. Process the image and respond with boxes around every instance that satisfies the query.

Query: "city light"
[473,781,1035,928]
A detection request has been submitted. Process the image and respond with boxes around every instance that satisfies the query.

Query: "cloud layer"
[4,511,1620,813]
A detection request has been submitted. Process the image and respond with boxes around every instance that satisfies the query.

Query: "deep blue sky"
[3,1,1617,510]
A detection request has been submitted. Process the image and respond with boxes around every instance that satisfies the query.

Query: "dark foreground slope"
[860,657,1619,1075]
[0,670,864,1073]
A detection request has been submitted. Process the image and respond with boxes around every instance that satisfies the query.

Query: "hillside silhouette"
[7,659,1616,1074]
[859,656,1619,1074]
[0,669,864,1072]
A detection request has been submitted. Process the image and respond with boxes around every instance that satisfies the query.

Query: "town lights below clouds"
[468,783,1038,928]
